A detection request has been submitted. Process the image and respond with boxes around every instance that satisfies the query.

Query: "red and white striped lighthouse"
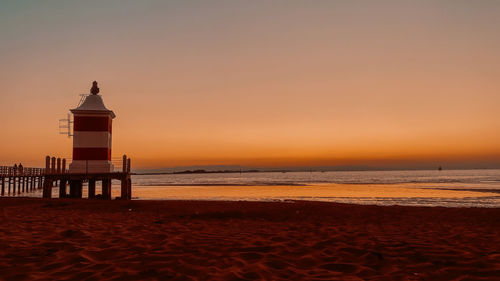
[69,81,116,173]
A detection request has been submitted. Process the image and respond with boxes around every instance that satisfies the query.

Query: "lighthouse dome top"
[70,81,116,118]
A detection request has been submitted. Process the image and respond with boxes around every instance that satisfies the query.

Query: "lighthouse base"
[69,160,114,174]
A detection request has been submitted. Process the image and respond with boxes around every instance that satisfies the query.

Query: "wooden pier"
[1,155,132,200]
[0,166,45,196]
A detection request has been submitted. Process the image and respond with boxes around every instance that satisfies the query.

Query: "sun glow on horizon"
[1,1,499,169]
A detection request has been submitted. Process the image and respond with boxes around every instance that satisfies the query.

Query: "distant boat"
[438,166,442,171]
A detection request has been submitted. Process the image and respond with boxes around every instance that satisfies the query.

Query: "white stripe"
[73,131,112,148]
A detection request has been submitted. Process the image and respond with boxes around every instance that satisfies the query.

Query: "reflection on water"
[125,183,500,207]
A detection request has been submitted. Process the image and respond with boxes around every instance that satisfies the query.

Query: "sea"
[23,169,500,207]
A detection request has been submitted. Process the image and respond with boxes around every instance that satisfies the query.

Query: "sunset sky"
[1,1,499,169]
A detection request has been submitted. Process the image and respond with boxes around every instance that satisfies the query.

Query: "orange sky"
[1,1,499,169]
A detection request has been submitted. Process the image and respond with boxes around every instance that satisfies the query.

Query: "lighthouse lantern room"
[69,81,116,173]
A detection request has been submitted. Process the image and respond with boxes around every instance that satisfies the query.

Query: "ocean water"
[21,169,500,207]
[133,169,500,187]
[127,169,500,207]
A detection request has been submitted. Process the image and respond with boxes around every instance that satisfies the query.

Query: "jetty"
[1,155,131,199]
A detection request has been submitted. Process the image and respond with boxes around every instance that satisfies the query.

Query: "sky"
[1,0,499,169]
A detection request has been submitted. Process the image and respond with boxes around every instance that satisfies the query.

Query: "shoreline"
[4,196,500,208]
[1,198,499,280]
[10,186,500,208]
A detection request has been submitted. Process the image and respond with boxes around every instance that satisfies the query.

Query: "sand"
[0,198,498,280]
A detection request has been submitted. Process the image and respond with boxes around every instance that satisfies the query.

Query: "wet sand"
[0,198,499,280]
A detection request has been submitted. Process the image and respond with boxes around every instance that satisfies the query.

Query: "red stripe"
[74,116,111,132]
[73,148,111,160]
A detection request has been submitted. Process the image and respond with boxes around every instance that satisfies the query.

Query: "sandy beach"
[0,198,498,280]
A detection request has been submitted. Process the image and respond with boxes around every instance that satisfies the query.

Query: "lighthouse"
[68,81,116,173]
[40,81,130,200]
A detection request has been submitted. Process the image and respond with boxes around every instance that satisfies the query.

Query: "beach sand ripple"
[0,198,499,280]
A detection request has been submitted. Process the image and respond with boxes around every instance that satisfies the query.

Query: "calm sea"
[25,169,500,207]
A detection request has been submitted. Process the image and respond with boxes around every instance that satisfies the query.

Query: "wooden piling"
[127,157,132,199]
[51,157,56,174]
[127,178,132,200]
[123,155,127,173]
[102,179,111,200]
[69,180,82,198]
[121,176,127,199]
[69,180,76,197]
[57,158,61,174]
[1,177,4,196]
[59,179,67,198]
[88,179,96,199]
[77,181,83,198]
[42,177,52,199]
[46,156,50,174]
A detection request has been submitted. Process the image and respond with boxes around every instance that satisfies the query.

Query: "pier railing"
[0,166,45,177]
